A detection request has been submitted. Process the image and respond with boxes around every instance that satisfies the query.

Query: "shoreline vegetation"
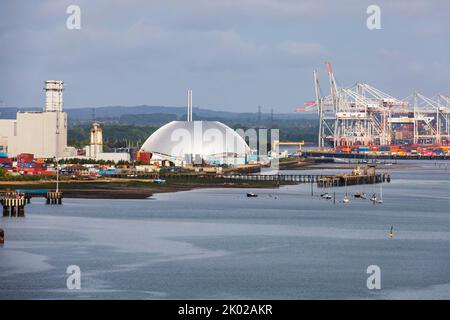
[0,161,414,199]
[0,178,293,199]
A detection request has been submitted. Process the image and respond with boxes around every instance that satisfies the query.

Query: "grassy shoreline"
[0,178,290,199]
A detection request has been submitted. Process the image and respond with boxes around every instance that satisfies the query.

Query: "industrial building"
[84,122,103,159]
[140,90,250,166]
[0,80,76,158]
[82,122,130,162]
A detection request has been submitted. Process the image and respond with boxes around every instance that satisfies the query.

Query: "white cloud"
[0,0,449,110]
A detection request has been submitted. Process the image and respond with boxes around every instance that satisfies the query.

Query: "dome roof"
[140,121,250,162]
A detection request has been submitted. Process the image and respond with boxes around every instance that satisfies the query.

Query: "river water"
[0,161,449,299]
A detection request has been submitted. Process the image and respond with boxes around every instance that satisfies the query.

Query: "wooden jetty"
[155,171,390,186]
[45,191,63,205]
[102,164,391,188]
[16,189,49,203]
[1,192,26,217]
[316,173,388,188]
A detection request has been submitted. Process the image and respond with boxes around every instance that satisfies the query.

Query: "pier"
[155,173,326,183]
[16,189,49,203]
[316,173,387,188]
[1,192,27,217]
[218,174,324,183]
[45,191,63,205]
[156,172,390,186]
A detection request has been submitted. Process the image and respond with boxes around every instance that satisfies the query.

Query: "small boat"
[343,179,349,203]
[353,192,367,199]
[376,184,383,203]
[247,193,258,198]
[153,179,166,184]
[321,193,332,200]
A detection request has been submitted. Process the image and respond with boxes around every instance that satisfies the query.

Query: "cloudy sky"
[0,0,449,112]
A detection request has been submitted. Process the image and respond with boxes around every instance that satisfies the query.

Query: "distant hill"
[64,105,317,122]
[1,105,318,122]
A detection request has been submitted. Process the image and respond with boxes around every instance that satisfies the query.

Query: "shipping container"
[136,151,152,163]
[17,153,34,163]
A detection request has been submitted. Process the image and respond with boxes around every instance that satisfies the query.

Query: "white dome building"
[140,120,250,166]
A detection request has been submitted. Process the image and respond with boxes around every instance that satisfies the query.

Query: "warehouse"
[1,80,76,159]
[140,90,250,166]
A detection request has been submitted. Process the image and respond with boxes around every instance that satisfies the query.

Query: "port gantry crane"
[407,93,450,145]
[296,62,450,147]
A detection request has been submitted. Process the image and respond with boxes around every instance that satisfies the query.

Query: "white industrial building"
[82,122,130,162]
[140,90,250,166]
[0,80,76,158]
[85,122,103,159]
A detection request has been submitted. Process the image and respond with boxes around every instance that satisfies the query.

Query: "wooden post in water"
[46,191,63,205]
[18,203,25,217]
[10,203,16,217]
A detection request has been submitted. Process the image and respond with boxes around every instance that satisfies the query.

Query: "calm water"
[1,161,449,299]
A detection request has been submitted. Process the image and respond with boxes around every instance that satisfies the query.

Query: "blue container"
[0,152,8,158]
[0,162,12,168]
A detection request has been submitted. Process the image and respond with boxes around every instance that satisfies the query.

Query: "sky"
[0,0,449,113]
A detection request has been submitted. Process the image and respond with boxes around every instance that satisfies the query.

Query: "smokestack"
[187,89,193,122]
[190,89,193,121]
[44,80,64,112]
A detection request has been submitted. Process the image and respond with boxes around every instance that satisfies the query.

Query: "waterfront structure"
[140,90,250,166]
[0,80,76,158]
[82,122,130,162]
[298,62,450,147]
[85,122,103,159]
[0,119,15,153]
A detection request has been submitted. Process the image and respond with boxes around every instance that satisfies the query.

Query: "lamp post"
[54,157,60,193]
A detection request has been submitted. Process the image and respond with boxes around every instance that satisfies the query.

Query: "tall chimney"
[189,89,193,121]
[44,80,64,112]
[187,89,193,122]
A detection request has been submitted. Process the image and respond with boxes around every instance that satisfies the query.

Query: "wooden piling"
[45,191,63,205]
[0,195,26,217]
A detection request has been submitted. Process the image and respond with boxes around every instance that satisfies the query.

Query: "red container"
[136,151,152,164]
[17,153,34,163]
